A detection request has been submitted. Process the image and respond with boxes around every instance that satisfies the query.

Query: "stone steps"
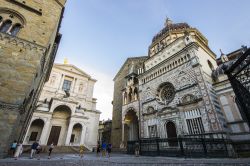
[22,145,89,153]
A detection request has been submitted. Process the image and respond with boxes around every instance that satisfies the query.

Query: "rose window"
[156,82,175,105]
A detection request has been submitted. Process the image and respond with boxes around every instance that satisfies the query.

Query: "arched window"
[0,20,12,33]
[10,23,21,36]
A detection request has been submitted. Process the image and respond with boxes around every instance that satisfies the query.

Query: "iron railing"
[127,137,232,158]
[225,48,250,126]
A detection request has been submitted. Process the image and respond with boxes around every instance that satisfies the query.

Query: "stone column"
[80,125,87,145]
[65,121,74,145]
[70,78,76,93]
[39,119,51,145]
[58,74,65,90]
[6,24,14,34]
[122,121,125,142]
[23,119,33,144]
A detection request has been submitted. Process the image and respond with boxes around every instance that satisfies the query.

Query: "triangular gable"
[113,56,148,81]
[54,63,92,79]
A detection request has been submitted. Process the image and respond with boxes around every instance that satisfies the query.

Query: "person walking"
[10,140,17,156]
[14,141,23,160]
[101,142,106,157]
[106,143,112,158]
[96,142,101,157]
[79,144,84,158]
[30,140,39,159]
[48,143,54,159]
[135,142,140,157]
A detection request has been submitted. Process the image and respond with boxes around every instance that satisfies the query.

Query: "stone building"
[23,63,100,150]
[0,0,66,157]
[213,48,250,140]
[98,120,112,144]
[111,18,229,148]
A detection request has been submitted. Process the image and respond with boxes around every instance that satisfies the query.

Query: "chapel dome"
[152,18,190,43]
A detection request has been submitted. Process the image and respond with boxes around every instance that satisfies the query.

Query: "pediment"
[54,64,92,79]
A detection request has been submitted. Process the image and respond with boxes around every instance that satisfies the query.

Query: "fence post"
[201,137,207,157]
[156,138,160,156]
[178,137,184,157]
[139,139,141,155]
[222,136,229,157]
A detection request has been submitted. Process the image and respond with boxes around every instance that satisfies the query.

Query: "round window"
[156,82,175,105]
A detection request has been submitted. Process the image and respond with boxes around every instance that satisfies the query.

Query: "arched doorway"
[70,123,82,145]
[26,119,44,144]
[124,109,139,142]
[166,121,177,146]
[47,105,71,145]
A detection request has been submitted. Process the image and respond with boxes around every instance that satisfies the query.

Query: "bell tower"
[0,0,67,158]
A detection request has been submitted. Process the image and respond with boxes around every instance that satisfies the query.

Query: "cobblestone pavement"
[0,153,250,166]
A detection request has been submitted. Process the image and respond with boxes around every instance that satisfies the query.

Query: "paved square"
[0,153,250,166]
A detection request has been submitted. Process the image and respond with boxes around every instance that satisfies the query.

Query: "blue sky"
[56,0,250,120]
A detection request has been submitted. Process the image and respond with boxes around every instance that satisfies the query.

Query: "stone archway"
[165,121,178,146]
[124,109,139,142]
[70,123,82,145]
[26,119,44,144]
[47,105,71,145]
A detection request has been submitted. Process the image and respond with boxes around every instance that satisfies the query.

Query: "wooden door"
[47,126,61,145]
[166,122,177,146]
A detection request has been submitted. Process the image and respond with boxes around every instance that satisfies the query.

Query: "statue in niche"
[145,87,152,100]
[181,94,196,104]
[220,49,229,63]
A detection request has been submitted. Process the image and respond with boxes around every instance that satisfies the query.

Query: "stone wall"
[0,0,66,158]
[111,57,147,149]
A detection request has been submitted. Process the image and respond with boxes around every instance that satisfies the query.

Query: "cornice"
[0,102,19,110]
[0,32,46,53]
[6,0,42,15]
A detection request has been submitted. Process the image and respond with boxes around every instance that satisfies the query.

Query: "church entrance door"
[47,126,61,145]
[166,121,177,146]
[124,109,139,142]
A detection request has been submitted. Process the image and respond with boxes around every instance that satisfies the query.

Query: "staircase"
[22,145,90,154]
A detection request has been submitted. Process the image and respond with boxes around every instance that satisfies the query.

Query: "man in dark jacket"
[30,141,39,159]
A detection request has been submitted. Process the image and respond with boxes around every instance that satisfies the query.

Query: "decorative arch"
[0,7,26,25]
[0,8,26,36]
[165,121,178,146]
[52,105,72,118]
[70,123,83,145]
[123,107,139,121]
[50,103,73,116]
[26,118,45,143]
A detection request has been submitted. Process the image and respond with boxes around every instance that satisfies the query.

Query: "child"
[96,143,101,157]
[48,143,54,159]
[79,144,84,158]
[10,140,17,156]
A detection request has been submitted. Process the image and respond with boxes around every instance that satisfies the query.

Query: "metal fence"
[225,47,250,126]
[127,137,232,158]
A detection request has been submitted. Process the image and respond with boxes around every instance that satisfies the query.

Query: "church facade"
[112,19,235,148]
[23,63,100,150]
[0,0,66,157]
